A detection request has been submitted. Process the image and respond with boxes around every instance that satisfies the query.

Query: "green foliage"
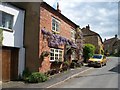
[40,51,50,61]
[41,51,49,57]
[22,68,31,80]
[83,44,95,62]
[26,72,48,83]
[62,61,70,71]
[63,61,69,67]
[0,29,3,45]
[70,62,77,68]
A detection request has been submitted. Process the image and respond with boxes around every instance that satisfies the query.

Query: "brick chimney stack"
[115,34,117,38]
[86,24,90,30]
[57,2,61,13]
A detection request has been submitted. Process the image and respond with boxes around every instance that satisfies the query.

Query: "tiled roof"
[104,37,118,45]
[81,28,103,43]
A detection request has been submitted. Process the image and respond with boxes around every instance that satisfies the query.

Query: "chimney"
[104,38,106,41]
[86,24,90,30]
[57,2,61,13]
[115,34,117,38]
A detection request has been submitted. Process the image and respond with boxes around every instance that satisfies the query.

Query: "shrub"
[26,72,48,83]
[83,44,95,63]
[63,61,70,66]
[76,62,82,67]
[22,68,31,81]
[40,51,50,61]
[70,62,77,68]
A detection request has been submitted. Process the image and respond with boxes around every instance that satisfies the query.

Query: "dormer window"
[52,17,60,33]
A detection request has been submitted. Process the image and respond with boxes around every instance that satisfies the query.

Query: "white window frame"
[52,17,60,33]
[0,11,14,31]
[71,29,75,42]
[50,48,63,62]
[71,50,76,60]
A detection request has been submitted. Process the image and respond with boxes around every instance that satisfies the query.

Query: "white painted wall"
[0,3,25,76]
[18,48,25,76]
[0,3,24,47]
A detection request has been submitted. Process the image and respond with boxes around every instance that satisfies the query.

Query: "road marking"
[46,67,93,88]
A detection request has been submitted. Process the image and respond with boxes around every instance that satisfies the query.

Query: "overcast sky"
[44,0,118,41]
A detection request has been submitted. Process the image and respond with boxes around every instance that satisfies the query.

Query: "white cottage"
[0,3,25,81]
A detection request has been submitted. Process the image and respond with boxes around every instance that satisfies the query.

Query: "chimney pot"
[57,2,61,13]
[115,34,117,38]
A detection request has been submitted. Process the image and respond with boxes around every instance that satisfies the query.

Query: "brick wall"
[39,4,76,73]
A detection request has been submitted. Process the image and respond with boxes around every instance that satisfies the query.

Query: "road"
[51,57,119,88]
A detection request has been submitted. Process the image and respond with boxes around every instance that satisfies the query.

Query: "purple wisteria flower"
[41,29,47,34]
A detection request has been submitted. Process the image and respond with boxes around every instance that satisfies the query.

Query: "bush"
[70,62,77,68]
[63,61,69,67]
[76,62,82,67]
[83,44,95,63]
[26,72,48,83]
[22,68,31,81]
[62,61,70,71]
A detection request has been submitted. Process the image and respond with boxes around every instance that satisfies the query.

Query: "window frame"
[51,17,60,33]
[50,48,63,62]
[0,11,14,31]
[71,29,75,42]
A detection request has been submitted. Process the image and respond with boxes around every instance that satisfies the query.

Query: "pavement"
[2,64,91,88]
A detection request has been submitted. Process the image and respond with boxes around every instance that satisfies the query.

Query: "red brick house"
[39,2,83,73]
[11,2,83,74]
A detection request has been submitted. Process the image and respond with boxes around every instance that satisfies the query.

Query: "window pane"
[52,18,60,32]
[55,54,58,56]
[52,19,55,23]
[50,57,54,60]
[50,53,54,56]
[55,57,58,60]
[52,26,55,31]
[59,51,62,54]
[59,58,62,61]
[51,49,54,53]
[2,12,13,29]
[55,49,58,53]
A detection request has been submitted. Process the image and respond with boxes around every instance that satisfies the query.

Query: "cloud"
[44,0,118,41]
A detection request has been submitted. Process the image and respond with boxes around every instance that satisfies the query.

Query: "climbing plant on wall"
[0,29,3,45]
[41,29,78,49]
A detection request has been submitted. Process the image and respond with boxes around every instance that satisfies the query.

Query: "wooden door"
[2,49,11,82]
[10,48,18,80]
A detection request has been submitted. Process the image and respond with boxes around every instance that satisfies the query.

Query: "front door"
[2,48,11,82]
[2,47,19,82]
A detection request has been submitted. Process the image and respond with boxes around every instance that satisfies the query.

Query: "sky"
[44,0,119,41]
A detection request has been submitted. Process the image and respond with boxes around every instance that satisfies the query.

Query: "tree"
[83,44,95,63]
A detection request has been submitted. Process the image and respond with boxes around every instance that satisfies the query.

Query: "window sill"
[0,27,13,32]
[50,60,55,62]
[52,30,60,34]
[50,60,63,63]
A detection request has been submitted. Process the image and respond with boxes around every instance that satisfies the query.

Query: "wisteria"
[41,29,78,48]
